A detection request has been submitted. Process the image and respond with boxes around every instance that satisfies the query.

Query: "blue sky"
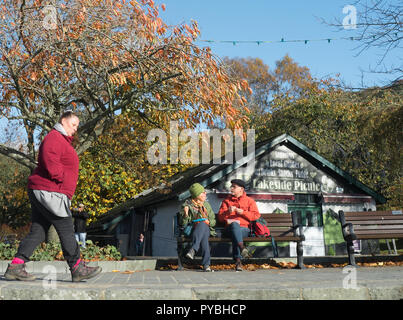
[158,0,399,88]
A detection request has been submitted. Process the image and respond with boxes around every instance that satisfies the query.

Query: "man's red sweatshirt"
[28,129,79,200]
[218,192,260,228]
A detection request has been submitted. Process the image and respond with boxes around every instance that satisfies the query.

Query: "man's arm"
[217,199,231,224]
[236,198,260,222]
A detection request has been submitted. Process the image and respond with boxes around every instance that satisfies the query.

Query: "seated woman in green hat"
[179,183,216,272]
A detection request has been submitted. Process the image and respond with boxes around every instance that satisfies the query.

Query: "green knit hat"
[189,183,205,198]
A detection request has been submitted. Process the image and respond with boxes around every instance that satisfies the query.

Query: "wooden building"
[88,134,386,257]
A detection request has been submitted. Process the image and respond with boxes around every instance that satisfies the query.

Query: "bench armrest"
[342,223,357,241]
[291,211,305,240]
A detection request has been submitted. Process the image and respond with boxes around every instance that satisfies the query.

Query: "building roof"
[88,133,386,233]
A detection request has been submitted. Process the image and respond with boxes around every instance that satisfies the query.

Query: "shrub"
[0,242,18,260]
[0,240,122,261]
[80,240,122,261]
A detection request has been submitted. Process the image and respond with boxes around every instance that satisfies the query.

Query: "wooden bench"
[176,212,306,269]
[339,210,403,266]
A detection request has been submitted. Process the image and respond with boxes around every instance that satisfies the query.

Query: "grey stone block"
[367,287,403,300]
[142,260,157,270]
[30,261,69,274]
[0,259,157,274]
[0,285,102,300]
[193,287,302,300]
[104,287,193,300]
[301,287,370,300]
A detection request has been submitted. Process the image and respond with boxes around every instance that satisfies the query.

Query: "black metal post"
[339,210,357,267]
[292,211,306,269]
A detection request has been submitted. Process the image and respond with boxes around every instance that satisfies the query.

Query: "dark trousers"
[223,222,250,260]
[191,222,211,267]
[16,190,80,269]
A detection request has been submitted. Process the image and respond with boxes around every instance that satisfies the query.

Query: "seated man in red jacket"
[218,179,260,271]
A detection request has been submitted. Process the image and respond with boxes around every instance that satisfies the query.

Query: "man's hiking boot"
[4,263,36,281]
[185,248,195,260]
[241,247,251,259]
[71,260,102,282]
[203,265,213,272]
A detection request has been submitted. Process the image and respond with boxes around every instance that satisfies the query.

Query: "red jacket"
[218,192,260,228]
[28,129,79,199]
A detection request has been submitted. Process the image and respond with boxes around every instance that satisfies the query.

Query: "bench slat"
[344,211,400,217]
[345,216,403,222]
[264,222,294,227]
[345,220,403,225]
[353,233,403,239]
[268,226,295,230]
[264,221,293,225]
[261,214,292,220]
[262,217,292,222]
[354,229,403,235]
[270,232,296,236]
[353,225,403,230]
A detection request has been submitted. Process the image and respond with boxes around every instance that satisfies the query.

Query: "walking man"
[4,111,102,282]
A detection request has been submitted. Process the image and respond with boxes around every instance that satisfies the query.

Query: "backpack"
[250,217,278,257]
[251,217,270,237]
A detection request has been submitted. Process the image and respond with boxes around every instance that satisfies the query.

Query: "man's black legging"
[16,189,80,269]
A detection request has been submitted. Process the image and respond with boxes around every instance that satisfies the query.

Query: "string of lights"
[196,36,365,46]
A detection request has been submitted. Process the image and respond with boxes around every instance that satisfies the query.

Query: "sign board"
[218,145,347,194]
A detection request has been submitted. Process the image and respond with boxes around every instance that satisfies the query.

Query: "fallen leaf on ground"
[121,270,134,274]
[158,258,403,271]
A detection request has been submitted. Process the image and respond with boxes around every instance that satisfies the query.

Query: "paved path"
[1,263,402,300]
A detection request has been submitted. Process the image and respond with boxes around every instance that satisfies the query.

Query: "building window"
[290,194,323,227]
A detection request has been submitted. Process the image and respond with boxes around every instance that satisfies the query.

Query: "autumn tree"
[0,154,31,229]
[223,55,318,134]
[263,79,402,210]
[0,0,250,171]
[73,112,191,222]
[225,54,401,209]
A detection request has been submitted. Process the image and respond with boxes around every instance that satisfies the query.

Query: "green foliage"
[80,240,122,261]
[226,56,401,211]
[323,210,345,245]
[31,241,61,261]
[2,54,401,225]
[0,155,31,228]
[0,242,18,260]
[74,113,190,223]
[327,245,336,256]
[0,240,122,261]
[257,77,402,210]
